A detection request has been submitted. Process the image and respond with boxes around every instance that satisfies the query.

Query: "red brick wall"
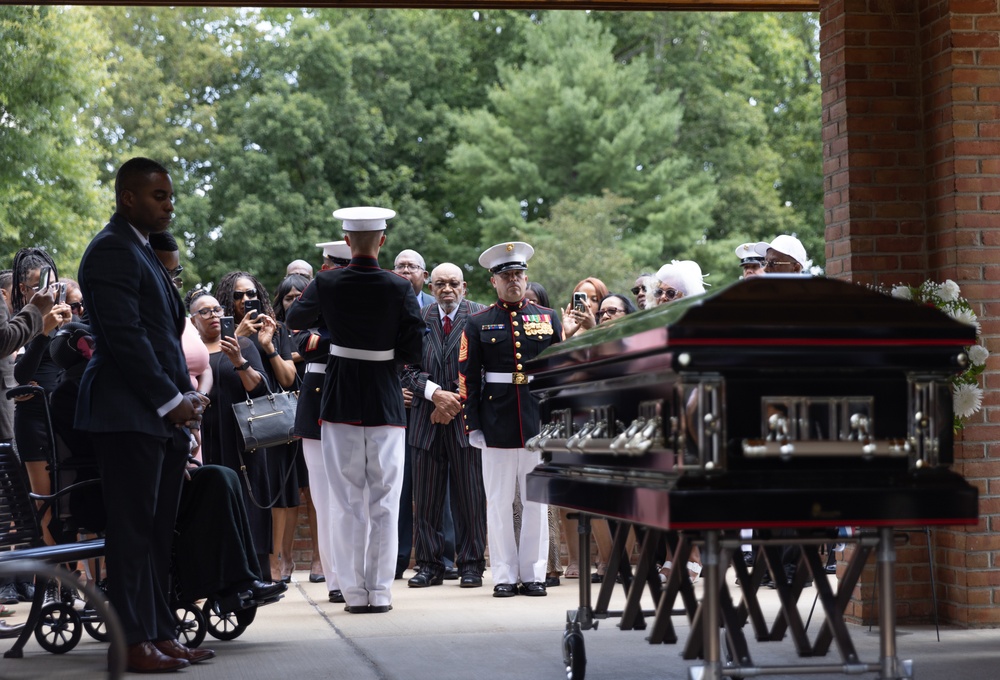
[821,0,1000,626]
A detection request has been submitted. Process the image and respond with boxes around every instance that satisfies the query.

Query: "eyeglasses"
[69,302,84,313]
[653,287,681,300]
[394,263,424,272]
[431,280,462,290]
[168,265,184,277]
[596,307,624,319]
[630,286,642,296]
[763,259,795,270]
[194,306,225,319]
[233,289,257,301]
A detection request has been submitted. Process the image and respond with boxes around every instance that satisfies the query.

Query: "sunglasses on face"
[596,307,624,319]
[233,289,258,301]
[630,286,643,296]
[763,259,795,269]
[194,306,225,319]
[69,302,84,314]
[653,287,680,300]
[168,265,184,278]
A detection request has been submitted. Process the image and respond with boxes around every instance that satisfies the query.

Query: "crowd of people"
[0,155,814,672]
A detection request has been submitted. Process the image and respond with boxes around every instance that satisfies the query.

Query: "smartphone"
[57,282,67,304]
[243,298,262,318]
[220,316,236,340]
[573,292,588,313]
[37,266,52,292]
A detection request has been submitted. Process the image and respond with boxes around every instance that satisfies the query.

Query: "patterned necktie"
[442,315,452,336]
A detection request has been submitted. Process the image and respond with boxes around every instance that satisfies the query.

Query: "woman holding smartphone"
[188,289,273,573]
[10,248,72,549]
[217,271,299,584]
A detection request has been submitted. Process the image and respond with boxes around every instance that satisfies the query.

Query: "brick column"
[820,0,1000,627]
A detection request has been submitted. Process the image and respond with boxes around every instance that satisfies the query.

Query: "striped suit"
[402,299,487,575]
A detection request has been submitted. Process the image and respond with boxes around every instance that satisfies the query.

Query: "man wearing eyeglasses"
[401,263,488,589]
[752,235,810,275]
[392,248,434,579]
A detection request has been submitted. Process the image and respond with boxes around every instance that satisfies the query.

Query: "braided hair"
[216,271,274,320]
[11,248,58,313]
[272,274,310,323]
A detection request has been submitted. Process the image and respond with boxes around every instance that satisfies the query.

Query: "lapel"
[110,214,185,335]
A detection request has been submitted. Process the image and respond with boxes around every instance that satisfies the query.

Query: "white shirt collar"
[438,305,458,324]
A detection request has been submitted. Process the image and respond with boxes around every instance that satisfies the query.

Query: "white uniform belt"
[329,344,395,362]
[485,371,532,385]
[305,362,326,374]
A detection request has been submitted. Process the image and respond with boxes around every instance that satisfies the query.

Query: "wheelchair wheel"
[202,598,247,641]
[82,609,109,642]
[175,602,207,649]
[35,602,83,654]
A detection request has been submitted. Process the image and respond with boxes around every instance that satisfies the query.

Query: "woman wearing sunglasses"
[217,271,300,584]
[649,260,708,308]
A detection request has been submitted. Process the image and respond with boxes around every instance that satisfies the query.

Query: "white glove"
[468,430,487,449]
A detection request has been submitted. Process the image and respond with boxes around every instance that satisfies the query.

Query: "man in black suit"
[76,157,213,672]
[286,206,423,614]
[401,263,487,588]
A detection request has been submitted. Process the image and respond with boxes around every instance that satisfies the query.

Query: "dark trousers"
[94,431,187,645]
[413,432,487,574]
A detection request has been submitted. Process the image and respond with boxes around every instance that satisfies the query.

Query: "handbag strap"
[235,444,299,510]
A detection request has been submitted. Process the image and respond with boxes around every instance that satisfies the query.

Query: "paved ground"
[1,569,999,679]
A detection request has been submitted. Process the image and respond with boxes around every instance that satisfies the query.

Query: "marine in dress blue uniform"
[288,239,351,603]
[286,209,423,613]
[458,242,562,597]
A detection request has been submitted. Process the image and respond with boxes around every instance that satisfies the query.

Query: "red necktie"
[442,315,452,336]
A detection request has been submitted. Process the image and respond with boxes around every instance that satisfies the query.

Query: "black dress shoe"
[493,583,517,598]
[519,581,547,597]
[442,566,459,580]
[545,575,561,587]
[329,590,345,603]
[0,620,25,639]
[459,573,483,588]
[247,580,287,601]
[408,568,444,588]
[309,573,326,583]
[344,604,369,614]
[369,604,392,613]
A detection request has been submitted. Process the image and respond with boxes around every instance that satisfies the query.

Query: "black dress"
[201,338,271,560]
[249,322,299,508]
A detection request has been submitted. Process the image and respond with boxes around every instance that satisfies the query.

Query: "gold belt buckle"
[512,372,528,385]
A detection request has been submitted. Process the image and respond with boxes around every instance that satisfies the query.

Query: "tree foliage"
[1,7,823,298]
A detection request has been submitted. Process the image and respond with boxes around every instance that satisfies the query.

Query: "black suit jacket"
[75,213,192,437]
[401,299,486,450]
[285,255,424,427]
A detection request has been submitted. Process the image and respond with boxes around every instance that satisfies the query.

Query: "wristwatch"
[234,360,250,372]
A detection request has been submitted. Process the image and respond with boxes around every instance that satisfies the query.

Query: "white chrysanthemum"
[891,286,912,300]
[953,383,984,419]
[939,279,961,302]
[949,307,981,334]
[968,344,990,367]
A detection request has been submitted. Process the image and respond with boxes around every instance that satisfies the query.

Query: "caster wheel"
[203,598,247,641]
[35,602,82,654]
[82,599,109,642]
[562,630,586,680]
[175,602,207,649]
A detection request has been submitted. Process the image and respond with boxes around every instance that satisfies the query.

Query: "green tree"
[446,10,716,287]
[0,6,109,273]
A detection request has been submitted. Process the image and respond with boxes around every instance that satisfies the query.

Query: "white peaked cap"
[316,240,351,261]
[332,206,396,232]
[735,242,765,264]
[479,242,535,273]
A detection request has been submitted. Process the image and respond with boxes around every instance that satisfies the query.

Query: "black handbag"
[231,387,300,453]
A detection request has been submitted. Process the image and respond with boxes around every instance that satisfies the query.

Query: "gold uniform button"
[464,414,468,419]
[315,387,321,393]
[515,353,522,359]
[491,338,496,343]
[514,331,520,337]
[488,395,493,400]
[510,311,516,317]
[515,342,521,348]
[512,321,519,326]
[516,364,523,370]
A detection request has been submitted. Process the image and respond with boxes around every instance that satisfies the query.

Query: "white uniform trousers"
[321,422,404,608]
[301,438,339,589]
[481,446,548,585]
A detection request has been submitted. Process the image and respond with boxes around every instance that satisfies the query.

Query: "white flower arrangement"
[887,279,988,430]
